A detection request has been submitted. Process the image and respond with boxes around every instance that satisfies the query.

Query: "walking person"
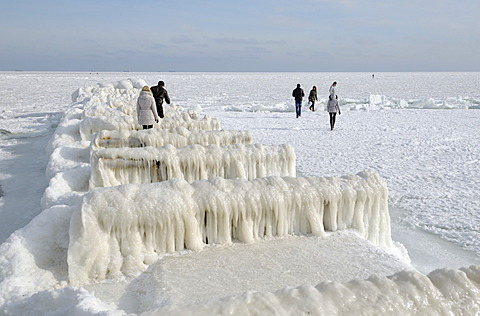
[327,94,341,130]
[308,86,318,111]
[329,81,337,96]
[292,83,305,118]
[137,86,159,129]
[150,80,171,119]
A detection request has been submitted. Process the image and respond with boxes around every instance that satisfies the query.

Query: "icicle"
[89,144,296,189]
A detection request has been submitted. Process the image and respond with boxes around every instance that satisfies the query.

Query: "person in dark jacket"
[308,86,318,111]
[150,80,170,119]
[292,83,305,118]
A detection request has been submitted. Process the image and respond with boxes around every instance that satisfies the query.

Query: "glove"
[339,111,341,115]
[155,118,159,123]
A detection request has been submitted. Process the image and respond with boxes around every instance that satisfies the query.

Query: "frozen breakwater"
[64,79,391,284]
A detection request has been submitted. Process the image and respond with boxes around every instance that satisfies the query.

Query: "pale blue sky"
[1,0,479,71]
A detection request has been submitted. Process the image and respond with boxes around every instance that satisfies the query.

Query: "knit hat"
[142,86,150,92]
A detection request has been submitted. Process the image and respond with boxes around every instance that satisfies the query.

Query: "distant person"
[372,74,375,79]
[308,86,318,111]
[292,83,305,118]
[327,94,341,130]
[329,81,337,97]
[150,80,170,118]
[137,86,159,129]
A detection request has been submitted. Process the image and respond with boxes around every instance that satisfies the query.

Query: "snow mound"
[150,265,480,315]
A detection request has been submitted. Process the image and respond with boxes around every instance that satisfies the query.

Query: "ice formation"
[148,265,480,315]
[89,143,296,188]
[72,83,221,141]
[69,171,392,284]
[91,127,252,150]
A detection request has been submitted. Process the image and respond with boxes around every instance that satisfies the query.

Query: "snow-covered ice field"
[0,72,479,315]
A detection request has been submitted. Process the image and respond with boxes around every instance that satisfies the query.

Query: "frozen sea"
[0,71,480,314]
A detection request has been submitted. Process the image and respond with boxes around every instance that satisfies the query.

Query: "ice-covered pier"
[45,78,394,284]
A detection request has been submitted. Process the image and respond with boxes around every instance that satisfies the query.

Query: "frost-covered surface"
[1,72,480,315]
[89,143,295,188]
[91,128,252,150]
[149,265,480,315]
[69,171,391,284]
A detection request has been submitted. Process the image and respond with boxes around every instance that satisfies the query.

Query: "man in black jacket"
[150,81,171,118]
[292,83,304,118]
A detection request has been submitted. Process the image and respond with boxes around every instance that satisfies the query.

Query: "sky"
[1,0,479,72]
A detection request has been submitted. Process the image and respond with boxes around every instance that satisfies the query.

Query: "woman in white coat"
[137,86,159,129]
[327,94,341,130]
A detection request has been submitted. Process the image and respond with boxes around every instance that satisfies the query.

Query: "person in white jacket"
[137,86,159,129]
[329,81,337,96]
[327,94,341,130]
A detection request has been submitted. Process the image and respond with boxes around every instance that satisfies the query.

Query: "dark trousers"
[156,103,164,118]
[309,101,315,111]
[329,113,337,130]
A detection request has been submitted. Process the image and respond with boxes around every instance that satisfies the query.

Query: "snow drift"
[90,127,252,150]
[69,170,392,284]
[148,265,480,315]
[89,143,296,188]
